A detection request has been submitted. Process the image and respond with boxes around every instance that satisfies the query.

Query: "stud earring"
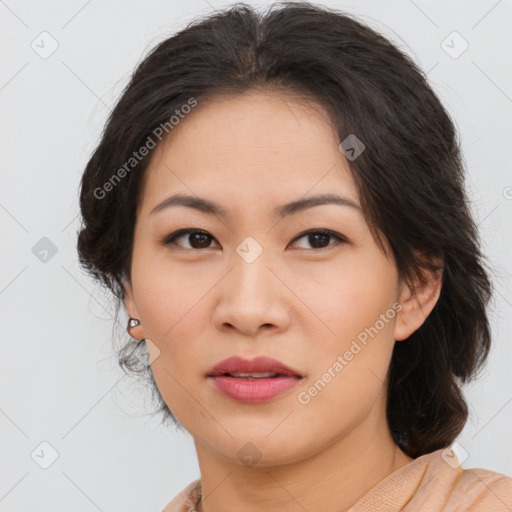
[127,317,144,341]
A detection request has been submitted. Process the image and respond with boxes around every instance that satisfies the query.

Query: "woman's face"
[124,90,421,466]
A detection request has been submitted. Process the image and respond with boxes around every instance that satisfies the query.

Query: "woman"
[76,2,512,510]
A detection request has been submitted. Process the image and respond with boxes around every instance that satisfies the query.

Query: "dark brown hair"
[77,1,493,459]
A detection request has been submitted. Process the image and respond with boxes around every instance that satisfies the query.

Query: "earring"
[127,317,144,341]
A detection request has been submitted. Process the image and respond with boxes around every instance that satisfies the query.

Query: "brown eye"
[164,229,218,249]
[291,229,346,250]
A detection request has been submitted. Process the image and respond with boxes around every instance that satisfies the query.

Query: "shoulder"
[351,447,512,511]
[408,448,512,511]
[444,465,512,510]
[161,479,201,512]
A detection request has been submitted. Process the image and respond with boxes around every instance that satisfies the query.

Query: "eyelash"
[162,228,347,251]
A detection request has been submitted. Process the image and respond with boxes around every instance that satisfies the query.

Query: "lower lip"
[207,375,302,403]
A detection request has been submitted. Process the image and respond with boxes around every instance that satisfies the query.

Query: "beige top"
[161,447,512,511]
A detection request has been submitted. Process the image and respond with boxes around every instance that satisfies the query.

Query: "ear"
[123,278,145,341]
[394,255,443,341]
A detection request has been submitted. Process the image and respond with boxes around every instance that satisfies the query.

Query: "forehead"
[138,90,360,216]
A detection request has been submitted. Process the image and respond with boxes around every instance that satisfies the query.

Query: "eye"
[290,229,347,250]
[163,228,347,251]
[163,229,219,250]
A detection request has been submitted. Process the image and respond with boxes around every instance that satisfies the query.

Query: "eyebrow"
[149,192,361,219]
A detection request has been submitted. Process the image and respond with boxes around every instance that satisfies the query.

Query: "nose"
[212,248,291,337]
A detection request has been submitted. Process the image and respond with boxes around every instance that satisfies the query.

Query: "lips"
[207,356,303,378]
[206,356,303,403]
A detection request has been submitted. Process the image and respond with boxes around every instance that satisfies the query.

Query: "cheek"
[142,302,208,426]
[130,241,198,338]
[291,346,391,458]
[297,248,399,339]
[130,264,209,420]
[297,250,399,406]
[296,303,397,441]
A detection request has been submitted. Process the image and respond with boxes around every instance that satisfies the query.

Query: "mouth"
[206,356,304,403]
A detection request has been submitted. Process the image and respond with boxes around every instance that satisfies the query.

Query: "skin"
[123,90,442,512]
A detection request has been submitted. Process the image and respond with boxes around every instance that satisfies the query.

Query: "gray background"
[1,0,511,510]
